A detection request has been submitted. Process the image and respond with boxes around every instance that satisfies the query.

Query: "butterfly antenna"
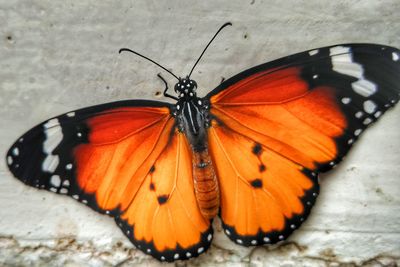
[119,48,180,81]
[188,22,232,78]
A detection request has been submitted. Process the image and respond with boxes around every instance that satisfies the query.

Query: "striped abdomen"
[192,149,219,220]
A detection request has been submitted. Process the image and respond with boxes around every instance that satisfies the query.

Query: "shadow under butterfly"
[6,22,400,262]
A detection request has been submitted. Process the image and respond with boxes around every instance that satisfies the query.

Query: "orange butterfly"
[6,23,400,262]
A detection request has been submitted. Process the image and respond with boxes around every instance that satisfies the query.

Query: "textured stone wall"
[0,0,399,266]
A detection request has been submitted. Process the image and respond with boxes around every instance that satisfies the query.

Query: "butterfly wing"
[6,100,212,262]
[206,44,400,245]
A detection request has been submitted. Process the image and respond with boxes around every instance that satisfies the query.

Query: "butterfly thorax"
[174,77,219,220]
[174,77,210,152]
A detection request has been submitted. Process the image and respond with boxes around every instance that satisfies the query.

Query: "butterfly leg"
[157,73,179,100]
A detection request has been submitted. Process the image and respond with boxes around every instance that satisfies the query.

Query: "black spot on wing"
[259,164,266,172]
[157,195,169,205]
[250,179,263,188]
[149,183,155,191]
[252,143,262,155]
[149,165,155,173]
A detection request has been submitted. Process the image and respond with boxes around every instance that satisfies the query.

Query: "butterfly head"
[175,77,197,97]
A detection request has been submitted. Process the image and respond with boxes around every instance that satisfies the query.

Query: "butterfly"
[6,22,400,262]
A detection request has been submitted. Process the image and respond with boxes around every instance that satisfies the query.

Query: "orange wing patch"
[116,131,212,261]
[208,123,318,245]
[211,85,347,170]
[210,67,310,104]
[74,107,173,210]
[73,106,212,261]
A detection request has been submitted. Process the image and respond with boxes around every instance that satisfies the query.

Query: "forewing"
[206,44,400,244]
[6,100,211,261]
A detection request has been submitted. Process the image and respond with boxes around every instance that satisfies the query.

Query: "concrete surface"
[1,0,400,266]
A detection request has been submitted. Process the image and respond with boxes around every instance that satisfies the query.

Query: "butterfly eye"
[174,83,180,92]
[190,80,198,91]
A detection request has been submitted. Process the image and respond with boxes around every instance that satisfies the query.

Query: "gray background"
[0,0,399,266]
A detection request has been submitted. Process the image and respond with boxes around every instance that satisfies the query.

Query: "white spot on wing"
[374,111,382,118]
[354,129,362,136]
[364,100,377,114]
[393,52,399,61]
[7,156,13,165]
[44,118,59,129]
[332,53,353,63]
[50,175,61,187]
[60,188,68,194]
[197,247,204,253]
[42,119,63,173]
[309,49,319,56]
[42,155,59,173]
[329,46,350,55]
[363,118,372,125]
[347,139,354,145]
[65,163,73,170]
[330,46,379,100]
[331,54,363,78]
[12,147,19,156]
[43,127,63,154]
[341,97,351,104]
[352,79,377,97]
[207,234,212,241]
[66,112,75,117]
[355,111,363,118]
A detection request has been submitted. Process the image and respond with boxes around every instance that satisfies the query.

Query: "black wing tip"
[6,135,37,183]
[319,97,400,173]
[206,43,400,100]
